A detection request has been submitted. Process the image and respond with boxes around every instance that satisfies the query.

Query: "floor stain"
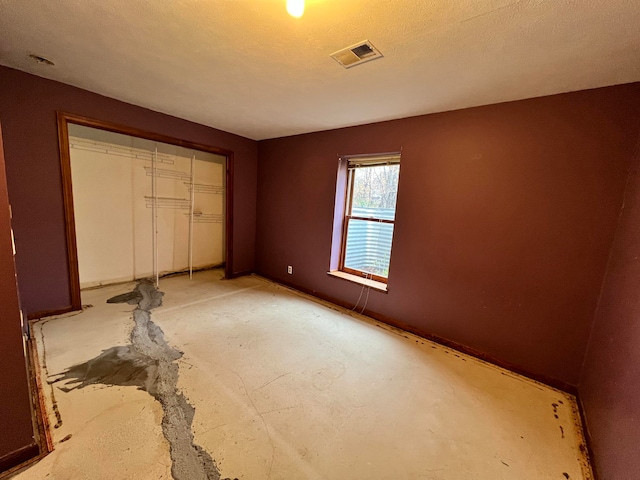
[50,281,230,480]
[51,345,158,393]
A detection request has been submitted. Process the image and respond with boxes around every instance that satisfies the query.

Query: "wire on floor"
[352,272,372,314]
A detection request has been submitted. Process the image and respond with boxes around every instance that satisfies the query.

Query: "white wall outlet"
[287,265,293,274]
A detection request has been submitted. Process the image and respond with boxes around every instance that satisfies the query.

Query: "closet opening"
[57,112,234,312]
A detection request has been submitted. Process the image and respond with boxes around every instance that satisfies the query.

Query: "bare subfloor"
[17,270,592,479]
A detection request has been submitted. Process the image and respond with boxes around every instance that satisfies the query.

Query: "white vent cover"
[330,40,383,69]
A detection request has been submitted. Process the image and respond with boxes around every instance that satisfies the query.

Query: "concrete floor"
[16,270,592,479]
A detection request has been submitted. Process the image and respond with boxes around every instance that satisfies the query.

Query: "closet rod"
[152,147,159,286]
[189,155,195,279]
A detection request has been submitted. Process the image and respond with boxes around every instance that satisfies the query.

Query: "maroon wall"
[0,122,37,467]
[256,83,640,387]
[0,66,257,317]
[580,135,640,479]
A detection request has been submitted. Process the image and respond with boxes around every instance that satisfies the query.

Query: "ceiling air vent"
[330,40,383,69]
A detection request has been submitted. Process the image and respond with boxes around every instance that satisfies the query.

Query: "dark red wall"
[579,136,640,479]
[0,66,257,317]
[256,83,640,387]
[2,61,639,473]
[0,122,36,465]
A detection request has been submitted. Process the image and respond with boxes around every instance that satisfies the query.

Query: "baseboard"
[27,306,75,321]
[26,336,54,455]
[0,443,39,476]
[371,314,577,394]
[577,396,600,480]
[257,272,578,395]
[226,269,253,279]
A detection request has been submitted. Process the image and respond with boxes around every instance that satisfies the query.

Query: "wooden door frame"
[57,111,235,312]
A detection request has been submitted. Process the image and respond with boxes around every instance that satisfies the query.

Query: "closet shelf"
[184,182,224,195]
[145,196,191,209]
[70,137,176,164]
[144,166,192,181]
[183,212,224,223]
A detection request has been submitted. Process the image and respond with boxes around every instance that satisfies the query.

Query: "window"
[339,154,400,283]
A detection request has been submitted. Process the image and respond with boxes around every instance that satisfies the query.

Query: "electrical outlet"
[287,265,293,274]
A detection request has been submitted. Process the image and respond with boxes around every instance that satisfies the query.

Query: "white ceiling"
[1,0,639,141]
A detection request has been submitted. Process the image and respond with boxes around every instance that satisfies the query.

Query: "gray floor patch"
[51,280,232,480]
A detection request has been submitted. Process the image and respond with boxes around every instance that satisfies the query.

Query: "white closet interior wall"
[69,124,225,288]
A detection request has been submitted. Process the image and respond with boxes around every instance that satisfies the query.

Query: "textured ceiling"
[0,0,639,140]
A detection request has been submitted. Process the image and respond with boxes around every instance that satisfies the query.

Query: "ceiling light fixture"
[286,0,304,18]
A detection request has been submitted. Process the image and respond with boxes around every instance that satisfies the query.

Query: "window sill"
[327,270,388,293]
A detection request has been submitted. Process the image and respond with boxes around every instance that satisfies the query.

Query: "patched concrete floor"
[16,270,592,479]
